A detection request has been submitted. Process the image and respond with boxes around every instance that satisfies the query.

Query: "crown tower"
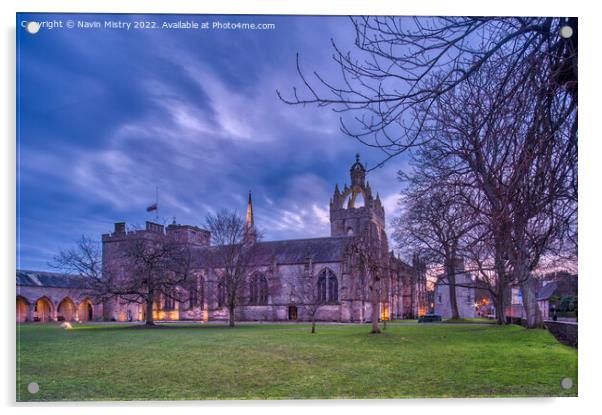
[329,154,385,238]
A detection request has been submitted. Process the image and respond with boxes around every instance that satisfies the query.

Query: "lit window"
[164,289,176,311]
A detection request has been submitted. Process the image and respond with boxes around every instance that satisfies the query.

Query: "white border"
[2,1,600,414]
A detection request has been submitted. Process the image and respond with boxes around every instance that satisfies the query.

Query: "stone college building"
[17,156,427,323]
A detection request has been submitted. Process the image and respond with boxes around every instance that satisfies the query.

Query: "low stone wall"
[545,320,578,348]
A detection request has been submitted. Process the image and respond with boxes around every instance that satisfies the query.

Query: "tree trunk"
[145,292,155,326]
[370,286,381,334]
[311,319,316,334]
[494,289,505,325]
[446,262,460,320]
[228,305,236,327]
[520,276,544,328]
[494,242,507,325]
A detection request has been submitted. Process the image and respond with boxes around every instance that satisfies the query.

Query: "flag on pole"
[147,185,159,216]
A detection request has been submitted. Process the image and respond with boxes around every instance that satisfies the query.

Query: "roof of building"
[195,236,355,267]
[257,236,354,264]
[537,281,559,301]
[16,270,88,289]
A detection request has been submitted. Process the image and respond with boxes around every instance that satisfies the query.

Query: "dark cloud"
[17,13,407,270]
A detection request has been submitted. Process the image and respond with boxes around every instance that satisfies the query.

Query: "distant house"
[434,259,476,319]
[504,271,577,321]
[426,289,435,314]
[505,285,526,320]
[474,280,495,318]
[537,273,578,320]
[537,281,559,320]
[540,271,578,297]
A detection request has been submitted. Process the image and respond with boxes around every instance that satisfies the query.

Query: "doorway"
[288,305,298,321]
[79,299,94,321]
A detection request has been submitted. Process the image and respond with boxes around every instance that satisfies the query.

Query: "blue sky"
[17,13,408,271]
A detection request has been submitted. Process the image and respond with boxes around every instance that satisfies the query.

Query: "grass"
[442,317,497,324]
[16,322,577,401]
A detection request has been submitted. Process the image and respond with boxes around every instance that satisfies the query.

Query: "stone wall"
[545,320,578,348]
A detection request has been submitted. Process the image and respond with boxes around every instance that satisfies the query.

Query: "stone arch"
[16,296,30,323]
[34,297,54,322]
[341,186,366,209]
[78,298,94,322]
[57,297,77,321]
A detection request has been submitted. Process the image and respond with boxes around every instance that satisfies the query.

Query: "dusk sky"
[17,13,409,271]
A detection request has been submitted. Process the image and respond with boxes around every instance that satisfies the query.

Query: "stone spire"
[244,191,256,243]
[245,191,254,229]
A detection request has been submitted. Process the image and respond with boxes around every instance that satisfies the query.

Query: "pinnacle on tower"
[245,191,254,229]
[244,191,257,243]
[350,153,366,187]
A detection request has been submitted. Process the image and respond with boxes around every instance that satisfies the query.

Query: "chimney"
[145,221,164,234]
[114,222,126,234]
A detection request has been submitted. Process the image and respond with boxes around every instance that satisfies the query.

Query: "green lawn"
[442,317,497,324]
[16,322,577,401]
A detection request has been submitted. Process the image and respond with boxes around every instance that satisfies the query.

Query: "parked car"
[418,313,442,323]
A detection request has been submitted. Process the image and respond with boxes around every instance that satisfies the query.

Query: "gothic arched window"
[164,288,176,311]
[317,268,338,303]
[249,273,269,305]
[199,277,205,310]
[189,281,198,309]
[218,280,226,308]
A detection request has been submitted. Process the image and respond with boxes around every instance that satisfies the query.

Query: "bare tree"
[51,235,104,297]
[410,56,576,328]
[394,182,475,320]
[205,209,261,327]
[279,17,577,168]
[53,232,194,326]
[290,257,324,334]
[118,235,193,325]
[346,226,389,334]
[281,16,577,329]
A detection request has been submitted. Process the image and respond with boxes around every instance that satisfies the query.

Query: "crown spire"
[350,153,366,186]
